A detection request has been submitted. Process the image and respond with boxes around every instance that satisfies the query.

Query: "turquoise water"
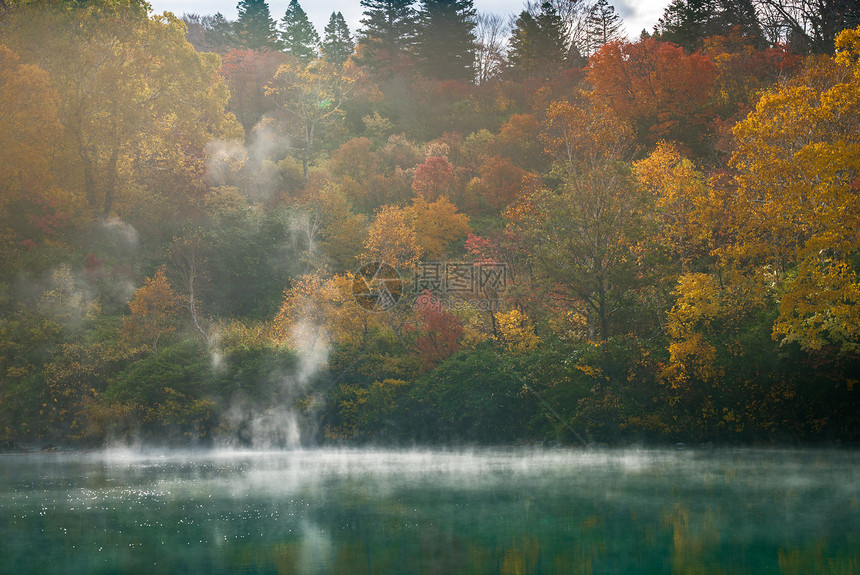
[0,448,858,574]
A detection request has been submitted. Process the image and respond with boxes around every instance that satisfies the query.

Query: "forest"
[0,0,858,448]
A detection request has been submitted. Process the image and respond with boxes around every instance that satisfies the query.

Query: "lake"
[0,448,858,574]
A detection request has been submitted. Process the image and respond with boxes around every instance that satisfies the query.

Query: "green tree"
[508,2,567,75]
[267,58,363,182]
[280,0,319,63]
[357,0,418,71]
[322,11,354,65]
[209,12,237,52]
[235,0,280,51]
[415,0,477,81]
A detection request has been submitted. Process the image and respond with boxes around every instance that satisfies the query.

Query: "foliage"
[2,0,860,447]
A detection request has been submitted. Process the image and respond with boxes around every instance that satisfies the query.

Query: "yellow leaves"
[541,93,633,168]
[0,44,66,212]
[407,196,470,260]
[664,273,722,389]
[728,28,860,354]
[773,259,860,353]
[666,273,721,339]
[495,309,541,355]
[121,267,179,353]
[363,205,422,270]
[633,142,715,270]
[835,26,860,71]
[274,272,368,351]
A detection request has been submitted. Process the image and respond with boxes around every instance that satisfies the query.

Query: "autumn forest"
[1,0,859,447]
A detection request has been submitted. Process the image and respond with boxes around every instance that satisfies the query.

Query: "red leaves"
[588,38,716,147]
[414,290,464,369]
[412,155,454,200]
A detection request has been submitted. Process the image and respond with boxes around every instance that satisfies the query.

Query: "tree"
[588,38,716,150]
[526,0,596,63]
[414,0,477,81]
[121,267,180,354]
[585,0,624,55]
[322,12,355,65]
[754,0,860,54]
[357,0,419,72]
[280,0,319,63]
[236,0,280,51]
[507,95,639,340]
[509,3,569,75]
[267,58,363,182]
[412,155,454,200]
[407,195,471,259]
[474,12,506,84]
[655,0,719,51]
[209,13,237,53]
[363,204,423,269]
[220,48,286,131]
[413,291,464,368]
[2,1,241,216]
[730,26,860,353]
[0,44,64,216]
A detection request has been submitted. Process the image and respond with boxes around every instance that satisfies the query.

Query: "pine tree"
[209,12,237,53]
[654,0,718,51]
[235,0,280,51]
[586,0,623,55]
[509,2,567,75]
[509,12,542,71]
[322,12,354,65]
[414,0,477,81]
[357,0,418,70]
[280,0,320,63]
[715,0,763,44]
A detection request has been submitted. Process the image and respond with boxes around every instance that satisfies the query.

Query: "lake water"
[0,448,858,574]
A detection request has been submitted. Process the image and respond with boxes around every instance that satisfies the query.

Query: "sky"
[148,0,668,41]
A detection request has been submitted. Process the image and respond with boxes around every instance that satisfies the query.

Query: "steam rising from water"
[218,318,330,450]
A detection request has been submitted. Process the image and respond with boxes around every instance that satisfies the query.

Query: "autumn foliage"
[1,0,859,446]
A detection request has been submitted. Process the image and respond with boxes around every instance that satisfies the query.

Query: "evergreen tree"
[509,2,567,74]
[654,0,719,51]
[235,0,280,51]
[509,12,542,71]
[655,0,765,50]
[357,0,419,70]
[209,12,237,53]
[586,0,624,55]
[415,0,478,82]
[716,0,763,44]
[322,12,354,65]
[280,0,320,63]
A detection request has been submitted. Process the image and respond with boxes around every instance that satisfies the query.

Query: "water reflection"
[0,449,857,574]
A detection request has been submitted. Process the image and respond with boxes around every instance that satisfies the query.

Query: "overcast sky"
[148,1,668,41]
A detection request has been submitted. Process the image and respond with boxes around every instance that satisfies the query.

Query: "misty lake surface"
[1,448,858,574]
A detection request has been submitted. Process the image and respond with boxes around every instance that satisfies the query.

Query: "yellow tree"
[407,196,471,260]
[363,204,422,269]
[2,0,241,216]
[633,142,716,273]
[731,26,860,353]
[0,44,64,212]
[121,267,180,354]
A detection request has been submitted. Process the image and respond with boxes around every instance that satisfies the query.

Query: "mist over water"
[2,448,858,574]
